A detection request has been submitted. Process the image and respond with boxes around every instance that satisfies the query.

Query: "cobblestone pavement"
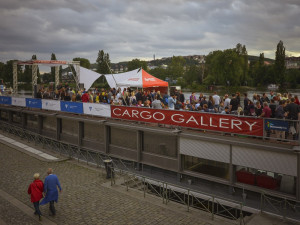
[0,142,229,225]
[0,195,40,225]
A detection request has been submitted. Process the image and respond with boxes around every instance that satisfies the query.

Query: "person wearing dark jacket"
[285,97,300,140]
[28,173,44,221]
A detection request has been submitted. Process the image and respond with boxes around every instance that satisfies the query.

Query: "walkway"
[0,132,298,225]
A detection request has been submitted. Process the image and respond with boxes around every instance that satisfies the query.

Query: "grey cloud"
[0,0,299,63]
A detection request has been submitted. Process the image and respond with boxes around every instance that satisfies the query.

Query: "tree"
[127,59,148,71]
[96,50,111,74]
[167,56,185,82]
[274,40,286,85]
[73,57,91,69]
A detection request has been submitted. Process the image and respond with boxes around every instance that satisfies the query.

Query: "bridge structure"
[12,60,80,95]
[0,96,300,221]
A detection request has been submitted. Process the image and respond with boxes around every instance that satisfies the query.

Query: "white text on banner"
[83,103,111,117]
[42,99,61,111]
[12,97,26,107]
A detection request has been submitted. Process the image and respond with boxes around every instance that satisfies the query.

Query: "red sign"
[111,106,264,136]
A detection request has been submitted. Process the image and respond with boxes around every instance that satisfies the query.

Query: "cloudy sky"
[0,0,299,64]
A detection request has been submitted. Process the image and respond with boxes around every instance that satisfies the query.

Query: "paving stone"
[0,142,233,225]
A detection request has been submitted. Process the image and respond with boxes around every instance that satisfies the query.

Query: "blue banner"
[265,119,289,131]
[0,96,12,105]
[60,101,83,114]
[26,98,42,109]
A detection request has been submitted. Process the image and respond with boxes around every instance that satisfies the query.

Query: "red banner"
[111,106,263,136]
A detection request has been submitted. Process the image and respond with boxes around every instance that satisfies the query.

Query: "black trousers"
[33,201,41,216]
[49,201,56,215]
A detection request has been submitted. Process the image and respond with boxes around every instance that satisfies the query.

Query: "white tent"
[79,67,101,90]
[104,69,140,89]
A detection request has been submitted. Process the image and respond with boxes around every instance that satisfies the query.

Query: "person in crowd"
[179,90,185,104]
[295,95,300,105]
[40,168,62,216]
[212,91,220,108]
[129,91,137,106]
[261,102,272,118]
[152,95,163,109]
[243,93,249,114]
[269,99,277,118]
[261,93,270,103]
[28,173,44,221]
[168,94,177,110]
[198,93,204,102]
[275,100,286,141]
[64,91,71,101]
[221,106,230,114]
[236,92,241,105]
[229,93,239,112]
[285,97,300,140]
[156,91,162,101]
[255,101,263,117]
[208,95,215,110]
[247,100,255,116]
[200,96,208,108]
[81,91,89,102]
[224,94,231,109]
[189,92,196,104]
[163,92,169,105]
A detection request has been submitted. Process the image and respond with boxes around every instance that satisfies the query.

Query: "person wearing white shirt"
[212,91,220,108]
[224,94,231,109]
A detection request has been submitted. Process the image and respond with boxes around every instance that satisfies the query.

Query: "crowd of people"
[36,83,300,119]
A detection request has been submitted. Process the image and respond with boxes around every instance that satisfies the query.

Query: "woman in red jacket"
[28,173,44,221]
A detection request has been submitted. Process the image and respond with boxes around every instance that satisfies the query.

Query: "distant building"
[285,57,300,69]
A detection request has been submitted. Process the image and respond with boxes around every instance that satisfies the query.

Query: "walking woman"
[28,173,44,221]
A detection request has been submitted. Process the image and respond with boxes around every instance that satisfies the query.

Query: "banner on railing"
[12,97,26,107]
[26,98,42,108]
[60,101,83,114]
[42,99,61,111]
[111,106,264,136]
[265,119,289,131]
[83,103,111,117]
[0,96,12,105]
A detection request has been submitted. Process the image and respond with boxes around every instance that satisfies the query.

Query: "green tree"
[149,66,168,81]
[96,50,111,74]
[127,59,148,71]
[204,48,243,86]
[185,65,201,84]
[167,56,185,82]
[73,57,91,69]
[274,40,286,86]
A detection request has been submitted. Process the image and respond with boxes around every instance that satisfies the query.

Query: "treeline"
[1,41,299,90]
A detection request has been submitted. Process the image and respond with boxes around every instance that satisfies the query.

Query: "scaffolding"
[14,60,80,96]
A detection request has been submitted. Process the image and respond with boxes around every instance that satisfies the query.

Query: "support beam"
[104,125,109,154]
[56,118,61,141]
[78,121,83,147]
[55,66,59,88]
[136,130,142,170]
[13,61,18,94]
[297,152,300,201]
[32,64,37,98]
[38,115,43,135]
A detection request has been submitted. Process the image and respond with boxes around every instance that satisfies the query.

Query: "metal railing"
[114,169,246,224]
[260,192,300,221]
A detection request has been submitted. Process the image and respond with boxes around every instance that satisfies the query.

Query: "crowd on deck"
[33,83,300,139]
[34,83,300,118]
